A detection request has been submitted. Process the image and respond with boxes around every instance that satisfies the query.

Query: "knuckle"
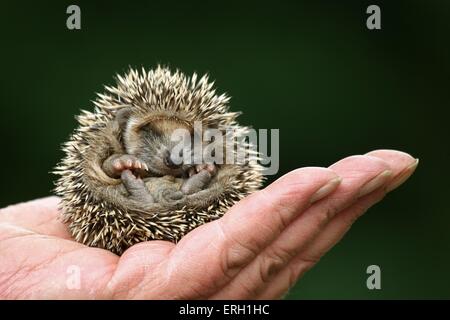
[216,222,259,279]
[259,247,293,283]
[311,204,338,229]
[224,239,259,277]
[272,207,292,232]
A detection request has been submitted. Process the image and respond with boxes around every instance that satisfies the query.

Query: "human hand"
[0,149,418,299]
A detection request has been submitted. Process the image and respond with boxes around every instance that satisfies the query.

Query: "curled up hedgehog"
[54,66,264,255]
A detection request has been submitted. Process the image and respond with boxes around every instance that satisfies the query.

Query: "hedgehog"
[54,66,264,255]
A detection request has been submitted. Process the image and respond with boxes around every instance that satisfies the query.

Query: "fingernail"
[386,158,419,192]
[358,170,393,198]
[310,177,342,203]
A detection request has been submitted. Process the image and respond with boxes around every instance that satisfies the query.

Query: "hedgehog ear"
[115,107,132,131]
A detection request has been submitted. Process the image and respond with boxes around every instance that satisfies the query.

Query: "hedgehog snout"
[164,149,182,169]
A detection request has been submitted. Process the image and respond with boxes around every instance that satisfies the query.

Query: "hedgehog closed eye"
[54,66,264,255]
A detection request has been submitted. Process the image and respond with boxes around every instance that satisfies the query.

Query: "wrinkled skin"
[0,150,418,299]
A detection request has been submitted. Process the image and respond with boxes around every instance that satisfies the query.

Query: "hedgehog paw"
[103,154,149,178]
[181,169,214,195]
[163,190,185,202]
[188,163,217,177]
[121,169,155,203]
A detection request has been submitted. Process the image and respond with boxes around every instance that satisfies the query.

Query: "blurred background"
[0,0,448,298]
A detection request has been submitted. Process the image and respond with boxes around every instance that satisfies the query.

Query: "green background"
[0,0,448,298]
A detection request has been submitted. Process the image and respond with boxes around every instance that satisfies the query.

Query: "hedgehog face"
[123,115,196,177]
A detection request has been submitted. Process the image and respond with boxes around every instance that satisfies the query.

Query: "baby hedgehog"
[54,66,264,255]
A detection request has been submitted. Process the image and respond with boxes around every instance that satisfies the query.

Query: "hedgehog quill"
[54,66,264,255]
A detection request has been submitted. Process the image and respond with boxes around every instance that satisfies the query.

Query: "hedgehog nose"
[164,151,182,169]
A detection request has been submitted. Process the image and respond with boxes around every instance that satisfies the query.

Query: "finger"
[256,150,418,299]
[157,167,341,298]
[365,149,419,192]
[212,155,393,299]
[255,188,387,299]
[0,196,72,240]
[299,151,418,263]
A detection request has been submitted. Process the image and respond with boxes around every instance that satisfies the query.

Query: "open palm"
[0,150,418,299]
